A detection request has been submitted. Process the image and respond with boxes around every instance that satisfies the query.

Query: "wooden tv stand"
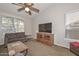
[37,32,54,46]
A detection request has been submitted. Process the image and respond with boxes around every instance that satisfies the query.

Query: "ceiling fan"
[12,3,39,15]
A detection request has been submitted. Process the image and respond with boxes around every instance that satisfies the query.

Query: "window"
[65,11,79,40]
[0,16,24,33]
[14,18,24,32]
[1,17,14,33]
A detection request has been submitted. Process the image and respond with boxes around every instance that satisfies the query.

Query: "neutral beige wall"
[24,18,32,35]
[32,3,79,48]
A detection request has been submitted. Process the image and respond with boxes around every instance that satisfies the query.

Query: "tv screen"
[39,23,52,33]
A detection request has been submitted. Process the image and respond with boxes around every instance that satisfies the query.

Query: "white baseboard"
[54,43,69,49]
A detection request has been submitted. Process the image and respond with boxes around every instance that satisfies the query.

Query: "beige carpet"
[0,40,76,56]
[24,40,76,56]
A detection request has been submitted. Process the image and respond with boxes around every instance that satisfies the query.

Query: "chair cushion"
[70,42,79,47]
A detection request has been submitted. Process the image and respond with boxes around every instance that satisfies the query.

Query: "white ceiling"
[0,3,53,19]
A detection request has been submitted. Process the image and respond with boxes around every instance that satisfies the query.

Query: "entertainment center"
[37,23,54,46]
[37,32,54,46]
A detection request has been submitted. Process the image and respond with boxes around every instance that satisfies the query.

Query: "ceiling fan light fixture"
[12,3,39,15]
[25,7,30,12]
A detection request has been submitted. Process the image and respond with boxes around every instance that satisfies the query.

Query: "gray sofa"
[4,32,27,47]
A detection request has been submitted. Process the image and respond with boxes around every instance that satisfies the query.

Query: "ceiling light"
[25,7,30,12]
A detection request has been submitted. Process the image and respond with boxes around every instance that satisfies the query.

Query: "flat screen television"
[39,23,52,33]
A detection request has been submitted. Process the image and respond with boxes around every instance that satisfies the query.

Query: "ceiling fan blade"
[12,3,25,7]
[18,7,25,12]
[29,7,39,13]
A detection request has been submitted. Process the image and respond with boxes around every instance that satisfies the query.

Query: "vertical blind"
[0,16,24,44]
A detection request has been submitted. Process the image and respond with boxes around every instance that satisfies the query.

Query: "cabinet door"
[44,34,50,40]
[37,33,44,41]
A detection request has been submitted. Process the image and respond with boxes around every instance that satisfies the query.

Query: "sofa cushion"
[6,33,16,39]
[16,32,25,38]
